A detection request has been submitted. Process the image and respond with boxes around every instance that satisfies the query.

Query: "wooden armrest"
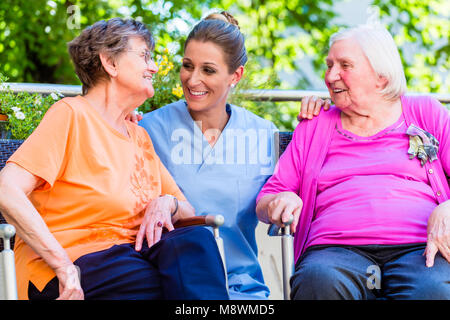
[174,215,224,229]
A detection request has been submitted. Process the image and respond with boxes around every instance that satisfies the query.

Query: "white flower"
[35,96,42,106]
[11,106,21,112]
[14,111,25,120]
[50,92,59,100]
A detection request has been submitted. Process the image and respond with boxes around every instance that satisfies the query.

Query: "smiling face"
[180,40,241,114]
[114,37,158,101]
[325,37,385,112]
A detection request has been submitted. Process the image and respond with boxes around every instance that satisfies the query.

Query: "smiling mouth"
[188,88,208,97]
[332,88,347,94]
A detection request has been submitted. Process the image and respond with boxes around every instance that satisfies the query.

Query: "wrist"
[162,194,178,217]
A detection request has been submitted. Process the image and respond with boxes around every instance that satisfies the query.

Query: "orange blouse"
[8,96,186,299]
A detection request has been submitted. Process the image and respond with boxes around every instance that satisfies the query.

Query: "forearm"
[0,179,72,271]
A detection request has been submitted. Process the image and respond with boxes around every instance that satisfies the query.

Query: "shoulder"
[229,104,277,130]
[37,97,82,125]
[402,95,446,114]
[402,95,449,130]
[294,105,339,136]
[55,96,89,113]
[141,100,186,123]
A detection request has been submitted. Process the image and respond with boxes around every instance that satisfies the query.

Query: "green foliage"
[0,74,62,139]
[0,0,448,133]
[212,0,340,89]
[139,47,183,114]
[228,54,298,131]
[374,0,450,93]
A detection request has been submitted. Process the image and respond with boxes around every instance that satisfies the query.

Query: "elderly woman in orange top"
[0,18,228,300]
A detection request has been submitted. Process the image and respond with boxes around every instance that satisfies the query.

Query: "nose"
[147,59,158,74]
[186,69,202,87]
[325,65,340,83]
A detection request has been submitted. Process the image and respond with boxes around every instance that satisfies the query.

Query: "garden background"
[0,0,448,138]
[0,0,448,299]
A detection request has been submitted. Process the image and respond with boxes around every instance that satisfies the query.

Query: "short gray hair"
[68,18,155,95]
[329,24,407,101]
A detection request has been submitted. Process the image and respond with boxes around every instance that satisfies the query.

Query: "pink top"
[305,113,437,248]
[257,95,449,262]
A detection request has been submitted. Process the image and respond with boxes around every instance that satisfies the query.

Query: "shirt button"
[437,191,442,197]
[428,169,433,174]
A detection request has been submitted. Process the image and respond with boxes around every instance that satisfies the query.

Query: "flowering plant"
[138,47,183,114]
[0,74,62,139]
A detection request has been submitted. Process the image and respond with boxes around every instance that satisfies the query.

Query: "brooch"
[406,124,439,167]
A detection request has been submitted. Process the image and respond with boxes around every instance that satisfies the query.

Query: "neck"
[188,103,230,146]
[340,97,402,137]
[83,82,142,136]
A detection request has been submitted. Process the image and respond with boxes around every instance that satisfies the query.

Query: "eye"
[182,62,193,69]
[203,67,216,74]
[144,51,153,63]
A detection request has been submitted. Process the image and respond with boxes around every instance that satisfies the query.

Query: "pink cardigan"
[257,95,450,263]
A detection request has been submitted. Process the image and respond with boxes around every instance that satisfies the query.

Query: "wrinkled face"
[115,37,158,100]
[180,40,236,113]
[325,37,382,111]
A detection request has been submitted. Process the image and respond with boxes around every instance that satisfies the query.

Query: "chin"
[185,99,207,111]
[144,87,155,99]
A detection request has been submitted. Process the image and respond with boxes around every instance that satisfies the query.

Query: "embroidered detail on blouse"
[335,120,405,141]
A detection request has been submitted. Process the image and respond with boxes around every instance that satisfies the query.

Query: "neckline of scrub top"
[182,101,235,166]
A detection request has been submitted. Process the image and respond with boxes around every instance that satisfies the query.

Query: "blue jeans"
[291,243,450,300]
[28,226,229,300]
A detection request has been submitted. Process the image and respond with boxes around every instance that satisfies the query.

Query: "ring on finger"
[156,221,163,228]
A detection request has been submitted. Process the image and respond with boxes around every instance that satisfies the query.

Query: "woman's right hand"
[266,191,303,234]
[125,110,143,124]
[54,264,84,300]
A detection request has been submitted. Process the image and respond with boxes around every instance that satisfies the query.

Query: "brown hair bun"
[204,11,240,30]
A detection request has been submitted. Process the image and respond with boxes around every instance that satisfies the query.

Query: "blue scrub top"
[139,100,277,299]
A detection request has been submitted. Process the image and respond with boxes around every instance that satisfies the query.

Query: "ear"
[376,74,388,90]
[230,65,244,87]
[99,52,118,78]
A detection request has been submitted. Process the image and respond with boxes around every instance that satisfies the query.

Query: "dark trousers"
[291,243,450,300]
[28,226,229,300]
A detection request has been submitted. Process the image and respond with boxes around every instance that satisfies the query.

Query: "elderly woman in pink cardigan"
[256,24,449,300]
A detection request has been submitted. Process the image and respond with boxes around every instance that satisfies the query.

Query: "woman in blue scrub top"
[139,11,329,299]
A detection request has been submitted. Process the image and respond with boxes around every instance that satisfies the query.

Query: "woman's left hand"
[297,96,331,121]
[135,195,175,250]
[425,200,450,267]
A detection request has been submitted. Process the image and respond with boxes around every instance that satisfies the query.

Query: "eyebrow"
[183,58,218,67]
[325,57,354,64]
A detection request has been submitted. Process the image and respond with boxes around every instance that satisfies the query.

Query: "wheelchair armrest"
[174,215,225,229]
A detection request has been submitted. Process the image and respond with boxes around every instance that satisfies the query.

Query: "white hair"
[329,24,407,101]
